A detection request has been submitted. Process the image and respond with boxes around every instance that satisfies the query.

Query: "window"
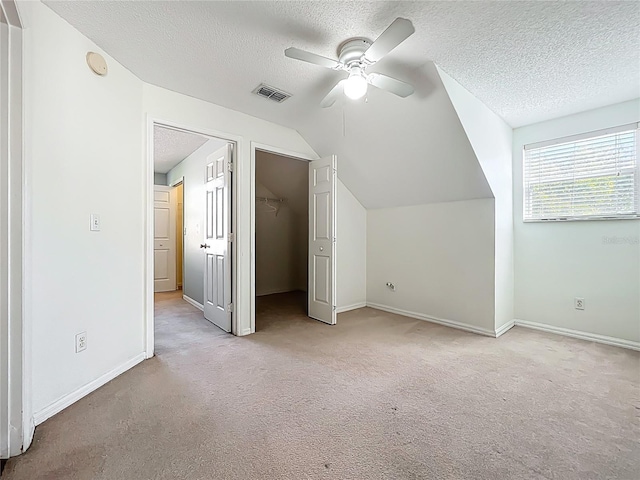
[523,123,639,221]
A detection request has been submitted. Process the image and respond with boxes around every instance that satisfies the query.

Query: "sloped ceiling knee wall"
[438,66,514,332]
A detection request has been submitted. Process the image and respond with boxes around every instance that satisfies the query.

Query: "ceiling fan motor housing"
[337,38,372,66]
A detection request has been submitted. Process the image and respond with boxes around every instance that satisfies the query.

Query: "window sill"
[524,215,640,223]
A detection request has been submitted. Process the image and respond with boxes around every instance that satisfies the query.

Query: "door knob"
[200,244,210,249]
[319,246,324,251]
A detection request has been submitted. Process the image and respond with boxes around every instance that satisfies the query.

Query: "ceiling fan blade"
[362,18,415,64]
[320,81,345,108]
[368,73,414,98]
[285,47,343,70]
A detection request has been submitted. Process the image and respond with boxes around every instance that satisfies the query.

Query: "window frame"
[522,123,640,223]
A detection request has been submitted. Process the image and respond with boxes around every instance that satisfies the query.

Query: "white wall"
[255,180,306,296]
[337,181,367,311]
[166,139,227,306]
[21,1,145,421]
[367,199,496,334]
[439,67,514,332]
[153,172,167,186]
[513,99,640,344]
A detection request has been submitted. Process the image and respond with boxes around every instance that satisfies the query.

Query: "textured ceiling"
[46,0,639,208]
[44,1,640,128]
[153,126,209,174]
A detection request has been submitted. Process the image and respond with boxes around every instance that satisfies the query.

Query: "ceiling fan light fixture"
[284,17,415,107]
[343,72,368,100]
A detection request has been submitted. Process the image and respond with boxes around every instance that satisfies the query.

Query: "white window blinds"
[523,124,640,221]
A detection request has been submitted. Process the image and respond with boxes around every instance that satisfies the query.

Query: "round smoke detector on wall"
[86,52,108,76]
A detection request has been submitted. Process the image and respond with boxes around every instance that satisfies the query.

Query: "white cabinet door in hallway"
[203,144,232,332]
[154,186,177,292]
[308,155,337,325]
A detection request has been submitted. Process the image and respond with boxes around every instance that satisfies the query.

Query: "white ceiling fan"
[285,18,415,107]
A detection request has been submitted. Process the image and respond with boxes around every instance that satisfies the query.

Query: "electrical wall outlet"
[75,332,87,353]
[574,297,585,310]
[90,214,100,231]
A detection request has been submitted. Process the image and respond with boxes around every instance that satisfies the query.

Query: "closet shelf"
[256,196,286,216]
[256,196,286,203]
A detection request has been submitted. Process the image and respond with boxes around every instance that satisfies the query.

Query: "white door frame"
[0,0,28,457]
[249,142,319,334]
[145,118,239,357]
[168,176,185,292]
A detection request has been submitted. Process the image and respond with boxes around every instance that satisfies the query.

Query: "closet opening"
[254,150,310,331]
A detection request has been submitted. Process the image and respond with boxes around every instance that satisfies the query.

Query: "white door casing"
[308,155,337,325]
[1,0,26,456]
[203,144,232,332]
[154,186,176,292]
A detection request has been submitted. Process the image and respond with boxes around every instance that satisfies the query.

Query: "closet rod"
[255,196,286,203]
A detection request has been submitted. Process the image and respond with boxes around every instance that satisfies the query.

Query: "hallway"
[154,290,228,356]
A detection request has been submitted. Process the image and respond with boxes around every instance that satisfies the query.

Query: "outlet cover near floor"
[574,298,585,310]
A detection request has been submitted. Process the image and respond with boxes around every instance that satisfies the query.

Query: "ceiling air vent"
[253,83,291,103]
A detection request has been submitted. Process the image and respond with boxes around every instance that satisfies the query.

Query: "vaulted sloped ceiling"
[44,1,639,208]
[297,61,491,208]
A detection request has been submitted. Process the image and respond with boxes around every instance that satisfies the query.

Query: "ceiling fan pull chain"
[342,106,346,137]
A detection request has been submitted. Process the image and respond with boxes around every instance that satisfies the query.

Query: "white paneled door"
[308,155,337,325]
[154,186,177,292]
[203,144,233,332]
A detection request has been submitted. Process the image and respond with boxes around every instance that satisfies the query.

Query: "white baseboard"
[33,352,146,426]
[336,302,367,314]
[514,319,640,351]
[495,320,516,338]
[366,302,496,337]
[183,294,204,311]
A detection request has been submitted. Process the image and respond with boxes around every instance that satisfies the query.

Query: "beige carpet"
[4,291,639,479]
